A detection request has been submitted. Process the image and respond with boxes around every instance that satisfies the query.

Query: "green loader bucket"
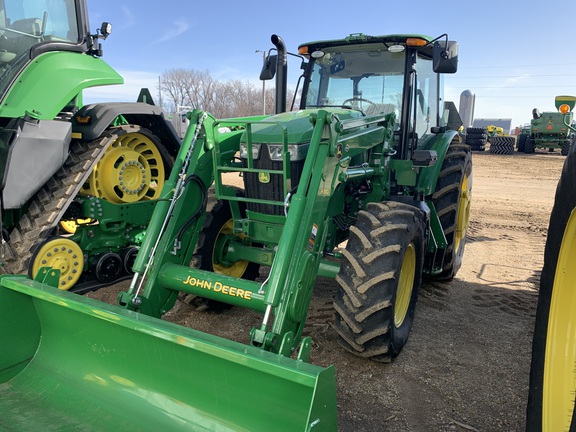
[0,275,337,431]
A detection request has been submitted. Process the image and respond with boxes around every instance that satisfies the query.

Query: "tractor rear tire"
[525,138,535,154]
[334,201,426,362]
[428,142,472,280]
[466,127,485,135]
[489,136,515,155]
[526,133,576,431]
[517,134,527,152]
[561,139,571,156]
[190,190,260,311]
[465,137,486,151]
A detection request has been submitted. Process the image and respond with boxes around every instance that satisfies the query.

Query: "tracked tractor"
[0,0,180,292]
[0,32,470,430]
[526,102,576,431]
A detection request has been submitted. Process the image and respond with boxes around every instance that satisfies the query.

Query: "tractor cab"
[299,35,458,150]
[0,0,109,103]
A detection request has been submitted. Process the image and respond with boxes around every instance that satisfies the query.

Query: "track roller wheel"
[82,127,166,203]
[30,237,84,291]
[527,140,576,431]
[92,252,123,283]
[334,201,426,362]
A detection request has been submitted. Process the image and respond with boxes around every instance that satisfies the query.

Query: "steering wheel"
[341,97,378,114]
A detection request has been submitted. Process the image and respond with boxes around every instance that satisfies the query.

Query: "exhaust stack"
[271,34,287,114]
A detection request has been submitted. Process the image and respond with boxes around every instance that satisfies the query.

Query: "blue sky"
[85,0,576,131]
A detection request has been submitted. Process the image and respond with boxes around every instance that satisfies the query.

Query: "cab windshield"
[305,44,405,118]
[0,0,79,58]
[0,0,79,97]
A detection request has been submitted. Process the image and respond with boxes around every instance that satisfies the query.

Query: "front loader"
[0,32,471,430]
[0,0,180,292]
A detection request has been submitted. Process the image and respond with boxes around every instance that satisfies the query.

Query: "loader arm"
[119,109,396,360]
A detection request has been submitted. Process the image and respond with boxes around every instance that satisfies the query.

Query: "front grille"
[243,145,305,215]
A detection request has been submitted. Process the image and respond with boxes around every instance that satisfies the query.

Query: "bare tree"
[160,68,299,118]
[160,69,190,108]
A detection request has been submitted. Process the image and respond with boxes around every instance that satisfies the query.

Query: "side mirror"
[433,41,458,74]
[260,54,277,81]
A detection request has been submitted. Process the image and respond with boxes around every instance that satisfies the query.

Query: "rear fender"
[72,102,181,156]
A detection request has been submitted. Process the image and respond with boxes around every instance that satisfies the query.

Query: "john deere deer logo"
[259,172,270,183]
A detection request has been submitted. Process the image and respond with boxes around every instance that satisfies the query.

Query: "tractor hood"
[246,108,365,145]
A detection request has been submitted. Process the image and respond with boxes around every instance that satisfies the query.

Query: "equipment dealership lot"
[91,149,564,431]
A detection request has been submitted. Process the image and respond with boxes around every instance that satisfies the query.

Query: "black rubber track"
[526,137,576,431]
[334,201,425,362]
[1,125,169,286]
[2,132,115,276]
[427,142,472,280]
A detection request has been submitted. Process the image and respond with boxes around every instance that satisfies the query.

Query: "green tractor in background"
[518,95,575,155]
[0,31,470,430]
[0,0,180,291]
[526,100,576,431]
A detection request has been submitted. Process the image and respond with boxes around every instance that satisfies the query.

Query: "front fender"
[416,130,459,196]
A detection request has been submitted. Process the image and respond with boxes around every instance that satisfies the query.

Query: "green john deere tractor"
[0,32,470,430]
[520,95,575,155]
[526,106,576,431]
[0,0,180,292]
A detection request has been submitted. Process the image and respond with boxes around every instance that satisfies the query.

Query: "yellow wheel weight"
[395,243,416,328]
[31,238,84,291]
[83,131,165,203]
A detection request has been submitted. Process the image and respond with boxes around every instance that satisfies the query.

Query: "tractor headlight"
[267,143,310,161]
[239,143,261,159]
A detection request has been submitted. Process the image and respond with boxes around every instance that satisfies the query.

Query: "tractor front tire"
[191,191,260,310]
[526,139,576,431]
[428,142,472,280]
[334,201,426,362]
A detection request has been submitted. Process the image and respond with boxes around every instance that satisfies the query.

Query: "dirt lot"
[89,148,565,431]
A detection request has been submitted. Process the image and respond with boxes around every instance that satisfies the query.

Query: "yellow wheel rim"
[59,218,93,234]
[83,132,165,203]
[31,238,84,291]
[395,243,416,328]
[543,209,576,430]
[212,219,250,278]
[455,173,471,253]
